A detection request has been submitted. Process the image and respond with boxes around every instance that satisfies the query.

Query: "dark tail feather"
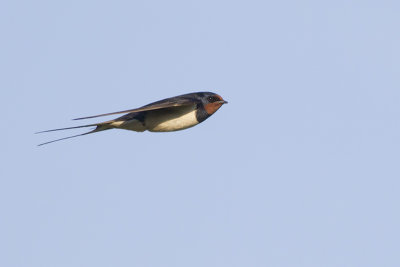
[38,132,93,146]
[37,123,112,146]
[35,123,98,134]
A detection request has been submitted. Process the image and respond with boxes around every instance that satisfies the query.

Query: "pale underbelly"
[110,105,199,132]
[146,107,199,132]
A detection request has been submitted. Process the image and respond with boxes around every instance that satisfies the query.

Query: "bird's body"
[111,104,198,132]
[37,92,227,146]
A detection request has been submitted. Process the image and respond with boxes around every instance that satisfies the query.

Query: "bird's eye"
[208,96,217,102]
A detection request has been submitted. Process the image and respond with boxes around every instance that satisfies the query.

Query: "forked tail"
[36,123,112,146]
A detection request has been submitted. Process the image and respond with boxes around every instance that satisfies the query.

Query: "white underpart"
[146,105,199,132]
[109,105,199,132]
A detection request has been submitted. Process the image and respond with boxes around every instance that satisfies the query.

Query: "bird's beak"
[217,100,228,104]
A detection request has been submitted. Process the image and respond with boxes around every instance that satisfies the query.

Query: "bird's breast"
[145,105,199,132]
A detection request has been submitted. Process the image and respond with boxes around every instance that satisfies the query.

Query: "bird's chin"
[204,102,224,115]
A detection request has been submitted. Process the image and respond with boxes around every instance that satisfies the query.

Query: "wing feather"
[73,96,197,120]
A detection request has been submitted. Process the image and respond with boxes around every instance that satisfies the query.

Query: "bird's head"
[200,92,228,115]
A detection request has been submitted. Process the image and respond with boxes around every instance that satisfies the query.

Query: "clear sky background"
[1,1,400,266]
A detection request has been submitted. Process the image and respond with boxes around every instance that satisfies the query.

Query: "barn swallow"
[37,91,227,146]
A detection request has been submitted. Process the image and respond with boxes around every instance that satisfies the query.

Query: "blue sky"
[2,1,400,266]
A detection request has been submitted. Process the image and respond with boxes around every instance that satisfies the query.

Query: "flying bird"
[37,91,227,146]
